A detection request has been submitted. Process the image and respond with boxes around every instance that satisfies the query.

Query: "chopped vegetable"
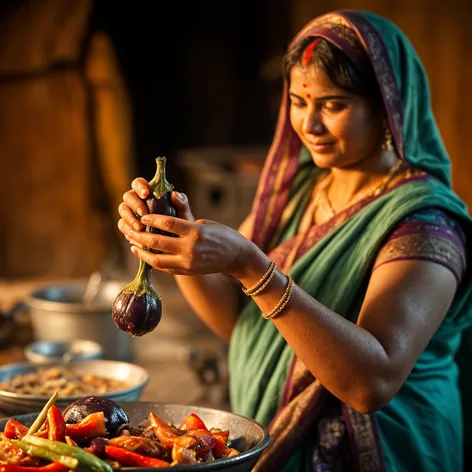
[65,412,107,441]
[47,406,66,442]
[104,445,169,467]
[11,439,78,470]
[26,392,58,436]
[18,437,112,472]
[3,419,29,440]
[178,413,208,431]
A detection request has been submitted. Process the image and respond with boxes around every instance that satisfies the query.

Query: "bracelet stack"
[242,260,276,296]
[262,275,294,320]
[241,260,294,320]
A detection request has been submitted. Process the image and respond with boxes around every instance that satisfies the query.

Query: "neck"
[328,150,399,206]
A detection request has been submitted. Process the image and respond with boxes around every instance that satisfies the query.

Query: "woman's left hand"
[126,213,253,277]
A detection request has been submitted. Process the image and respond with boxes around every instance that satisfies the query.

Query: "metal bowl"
[24,339,104,364]
[0,402,270,472]
[0,360,149,415]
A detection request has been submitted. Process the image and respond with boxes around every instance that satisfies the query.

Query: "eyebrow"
[288,92,349,101]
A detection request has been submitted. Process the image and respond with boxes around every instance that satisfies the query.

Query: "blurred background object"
[24,339,104,364]
[0,0,471,412]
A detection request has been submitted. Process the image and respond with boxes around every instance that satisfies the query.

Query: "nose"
[302,109,325,136]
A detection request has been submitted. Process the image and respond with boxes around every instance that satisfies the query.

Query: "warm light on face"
[289,64,383,169]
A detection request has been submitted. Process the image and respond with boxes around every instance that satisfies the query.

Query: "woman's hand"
[117,178,253,276]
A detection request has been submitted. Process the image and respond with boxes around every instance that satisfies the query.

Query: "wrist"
[228,241,271,285]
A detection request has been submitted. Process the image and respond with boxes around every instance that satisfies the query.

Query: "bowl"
[0,360,149,415]
[24,339,104,364]
[0,401,271,471]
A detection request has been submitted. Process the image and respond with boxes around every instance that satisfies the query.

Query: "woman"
[118,10,472,471]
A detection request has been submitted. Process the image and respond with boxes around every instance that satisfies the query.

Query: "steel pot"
[24,279,133,362]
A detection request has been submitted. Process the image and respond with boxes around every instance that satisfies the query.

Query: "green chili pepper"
[20,436,113,472]
[26,391,58,436]
[11,439,78,470]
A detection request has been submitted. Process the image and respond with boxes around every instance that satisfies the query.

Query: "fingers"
[130,245,189,274]
[140,214,194,236]
[127,229,182,254]
[171,192,195,222]
[131,178,150,199]
[118,178,150,234]
[122,190,148,219]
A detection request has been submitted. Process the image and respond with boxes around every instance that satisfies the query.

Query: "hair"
[282,36,383,108]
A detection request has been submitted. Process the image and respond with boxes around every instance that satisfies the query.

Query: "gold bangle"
[262,275,294,320]
[242,260,276,296]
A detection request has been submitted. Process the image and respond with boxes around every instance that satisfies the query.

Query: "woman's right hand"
[117,178,195,241]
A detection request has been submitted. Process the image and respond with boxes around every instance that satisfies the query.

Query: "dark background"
[90,0,291,184]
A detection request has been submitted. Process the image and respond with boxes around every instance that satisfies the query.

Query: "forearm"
[174,273,243,342]
[234,247,392,413]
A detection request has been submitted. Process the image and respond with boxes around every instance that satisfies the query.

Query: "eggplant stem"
[148,156,174,199]
[121,260,161,300]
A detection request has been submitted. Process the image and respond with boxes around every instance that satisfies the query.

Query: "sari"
[228,10,472,472]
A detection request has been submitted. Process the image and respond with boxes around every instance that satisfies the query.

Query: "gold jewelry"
[381,127,394,151]
[262,275,294,320]
[319,159,404,218]
[242,260,276,296]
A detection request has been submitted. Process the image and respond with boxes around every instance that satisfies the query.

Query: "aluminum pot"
[25,279,133,362]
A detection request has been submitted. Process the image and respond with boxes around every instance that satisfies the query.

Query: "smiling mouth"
[307,141,336,151]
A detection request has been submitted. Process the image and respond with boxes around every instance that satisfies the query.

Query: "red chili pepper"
[65,412,106,440]
[178,413,208,431]
[104,445,169,468]
[3,419,29,440]
[0,463,69,472]
[47,406,66,442]
[148,412,182,450]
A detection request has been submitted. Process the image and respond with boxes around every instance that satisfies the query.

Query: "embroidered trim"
[374,233,465,282]
[343,405,385,472]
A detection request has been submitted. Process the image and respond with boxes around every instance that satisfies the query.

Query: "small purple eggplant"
[112,156,176,336]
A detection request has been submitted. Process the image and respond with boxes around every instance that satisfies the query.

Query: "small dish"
[24,339,104,364]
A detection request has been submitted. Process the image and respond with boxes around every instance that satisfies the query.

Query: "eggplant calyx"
[120,260,161,300]
[148,156,174,200]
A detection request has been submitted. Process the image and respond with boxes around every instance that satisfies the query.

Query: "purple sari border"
[342,403,385,472]
[374,255,463,284]
[342,10,405,159]
[264,386,329,470]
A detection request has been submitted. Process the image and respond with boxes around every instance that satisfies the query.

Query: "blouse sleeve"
[373,208,467,284]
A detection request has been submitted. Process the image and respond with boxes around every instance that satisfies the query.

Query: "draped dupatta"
[228,10,472,472]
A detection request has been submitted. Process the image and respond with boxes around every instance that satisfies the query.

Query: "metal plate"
[0,401,270,471]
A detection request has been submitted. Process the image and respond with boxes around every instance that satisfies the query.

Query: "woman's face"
[289,63,384,169]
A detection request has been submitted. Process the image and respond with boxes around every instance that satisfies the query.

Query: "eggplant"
[62,396,129,438]
[112,156,176,336]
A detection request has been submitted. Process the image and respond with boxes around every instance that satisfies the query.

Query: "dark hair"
[283,36,383,107]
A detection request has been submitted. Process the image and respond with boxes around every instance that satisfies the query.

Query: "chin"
[310,152,340,169]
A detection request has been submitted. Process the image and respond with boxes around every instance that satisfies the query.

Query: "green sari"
[228,10,472,472]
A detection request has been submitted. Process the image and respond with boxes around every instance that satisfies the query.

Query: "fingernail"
[141,190,147,198]
[136,207,144,217]
[128,229,135,236]
[130,246,137,254]
[140,215,151,223]
[177,192,185,201]
[133,222,140,230]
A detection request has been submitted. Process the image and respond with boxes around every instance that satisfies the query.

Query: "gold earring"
[382,127,394,151]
